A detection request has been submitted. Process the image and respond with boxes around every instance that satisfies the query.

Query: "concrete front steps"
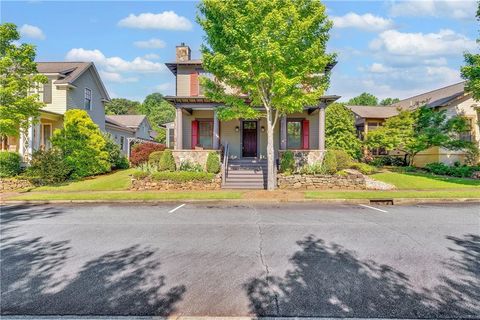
[222,159,267,189]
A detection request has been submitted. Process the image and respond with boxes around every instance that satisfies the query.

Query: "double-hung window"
[84,88,92,110]
[287,120,303,149]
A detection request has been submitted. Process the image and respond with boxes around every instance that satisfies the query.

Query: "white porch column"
[280,116,287,150]
[175,108,183,150]
[213,110,220,150]
[318,105,326,150]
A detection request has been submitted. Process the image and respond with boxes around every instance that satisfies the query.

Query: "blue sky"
[2,0,478,102]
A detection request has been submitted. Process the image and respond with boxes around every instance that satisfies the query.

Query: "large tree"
[347,92,378,106]
[365,106,473,165]
[325,103,361,158]
[105,98,141,115]
[380,97,400,106]
[198,0,335,190]
[0,23,47,139]
[461,1,480,101]
[138,93,175,143]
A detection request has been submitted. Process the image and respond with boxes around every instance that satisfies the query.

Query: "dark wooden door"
[242,121,257,157]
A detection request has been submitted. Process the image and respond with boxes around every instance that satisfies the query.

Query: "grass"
[371,171,480,190]
[8,191,244,201]
[34,169,135,192]
[306,190,480,200]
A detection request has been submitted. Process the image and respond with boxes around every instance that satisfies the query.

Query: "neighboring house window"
[459,118,474,142]
[169,128,174,147]
[197,120,213,148]
[84,88,92,110]
[287,120,302,149]
[41,123,52,150]
[120,136,125,150]
[42,79,52,104]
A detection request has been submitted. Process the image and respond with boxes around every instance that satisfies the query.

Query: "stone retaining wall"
[171,150,220,169]
[278,150,325,167]
[0,178,34,193]
[131,176,221,191]
[277,172,366,190]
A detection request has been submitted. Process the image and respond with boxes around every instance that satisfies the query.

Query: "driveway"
[1,202,479,318]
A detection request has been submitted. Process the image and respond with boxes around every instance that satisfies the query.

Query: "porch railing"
[221,143,229,186]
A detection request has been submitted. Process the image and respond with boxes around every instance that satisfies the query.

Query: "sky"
[2,0,478,102]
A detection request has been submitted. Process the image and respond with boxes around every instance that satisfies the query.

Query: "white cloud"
[118,11,192,30]
[99,71,138,83]
[65,48,167,73]
[367,63,391,73]
[370,29,476,57]
[134,38,166,49]
[332,12,394,32]
[143,53,160,60]
[389,0,477,20]
[154,82,174,94]
[19,24,45,40]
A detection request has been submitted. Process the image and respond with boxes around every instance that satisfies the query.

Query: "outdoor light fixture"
[235,126,240,132]
[261,126,265,132]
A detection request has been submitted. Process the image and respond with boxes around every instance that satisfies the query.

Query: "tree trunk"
[266,109,276,190]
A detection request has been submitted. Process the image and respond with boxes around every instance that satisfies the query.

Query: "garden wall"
[0,178,34,193]
[131,176,221,191]
[277,172,366,190]
[171,150,219,169]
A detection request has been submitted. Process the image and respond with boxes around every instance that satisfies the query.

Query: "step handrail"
[221,143,229,186]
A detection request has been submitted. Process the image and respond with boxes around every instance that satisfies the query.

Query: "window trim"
[84,88,92,110]
[40,123,53,150]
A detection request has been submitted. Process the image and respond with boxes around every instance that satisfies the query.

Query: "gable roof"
[105,115,148,129]
[392,81,466,109]
[105,117,136,133]
[347,105,400,119]
[36,62,110,101]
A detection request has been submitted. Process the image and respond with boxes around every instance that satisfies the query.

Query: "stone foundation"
[277,172,366,190]
[171,150,220,169]
[131,176,221,191]
[0,178,34,193]
[278,150,325,167]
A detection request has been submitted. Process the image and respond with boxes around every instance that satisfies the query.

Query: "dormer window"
[84,88,92,110]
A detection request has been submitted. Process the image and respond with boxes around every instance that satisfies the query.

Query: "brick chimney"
[176,43,191,62]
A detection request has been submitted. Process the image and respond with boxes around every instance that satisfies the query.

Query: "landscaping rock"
[0,178,34,193]
[472,171,480,180]
[277,172,367,190]
[130,175,221,191]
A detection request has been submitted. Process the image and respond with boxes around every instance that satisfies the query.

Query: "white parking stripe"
[169,203,186,213]
[359,204,389,213]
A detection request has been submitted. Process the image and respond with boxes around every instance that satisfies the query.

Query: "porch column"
[213,110,220,149]
[318,105,326,150]
[175,108,183,149]
[280,116,287,150]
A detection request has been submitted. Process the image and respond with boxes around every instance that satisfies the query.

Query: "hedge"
[151,171,215,183]
[0,151,21,178]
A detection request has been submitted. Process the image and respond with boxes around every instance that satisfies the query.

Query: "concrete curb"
[2,198,480,206]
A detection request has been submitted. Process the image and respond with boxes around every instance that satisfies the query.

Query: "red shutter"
[190,72,199,96]
[302,119,309,149]
[191,120,199,149]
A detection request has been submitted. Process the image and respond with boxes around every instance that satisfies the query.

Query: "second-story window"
[84,88,92,110]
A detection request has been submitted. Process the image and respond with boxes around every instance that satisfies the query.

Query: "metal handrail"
[222,143,229,186]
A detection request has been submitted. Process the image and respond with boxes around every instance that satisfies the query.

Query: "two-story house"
[165,43,339,188]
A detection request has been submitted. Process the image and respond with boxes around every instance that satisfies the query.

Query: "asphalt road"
[1,202,479,318]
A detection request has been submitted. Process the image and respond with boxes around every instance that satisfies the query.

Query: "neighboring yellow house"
[349,82,480,166]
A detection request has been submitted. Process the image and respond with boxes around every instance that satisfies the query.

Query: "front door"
[242,121,257,157]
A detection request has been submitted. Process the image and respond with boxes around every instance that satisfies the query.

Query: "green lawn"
[8,190,244,201]
[34,169,135,192]
[371,171,480,190]
[306,190,480,200]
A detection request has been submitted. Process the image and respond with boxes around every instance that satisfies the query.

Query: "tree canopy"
[380,97,400,106]
[197,0,335,189]
[347,92,378,106]
[105,98,141,115]
[325,103,361,158]
[365,106,473,165]
[139,93,175,143]
[0,23,47,138]
[461,1,480,101]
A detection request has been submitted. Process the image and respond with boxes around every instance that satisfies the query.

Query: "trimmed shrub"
[332,149,352,171]
[103,133,129,170]
[370,156,406,167]
[0,151,21,178]
[151,171,215,183]
[350,162,377,175]
[148,151,164,167]
[179,160,204,172]
[27,149,72,184]
[320,150,337,175]
[51,110,110,178]
[280,151,295,174]
[206,152,221,174]
[159,149,176,171]
[425,162,480,178]
[132,170,149,179]
[130,142,165,166]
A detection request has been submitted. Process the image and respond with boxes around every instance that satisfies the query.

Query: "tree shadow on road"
[244,234,479,318]
[0,204,64,236]
[1,237,186,316]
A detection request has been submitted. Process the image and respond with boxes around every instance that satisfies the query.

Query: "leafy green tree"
[325,103,361,158]
[139,93,175,143]
[52,109,110,178]
[105,98,141,115]
[366,106,473,166]
[461,1,480,100]
[0,23,47,139]
[380,97,400,106]
[198,0,335,190]
[347,92,379,106]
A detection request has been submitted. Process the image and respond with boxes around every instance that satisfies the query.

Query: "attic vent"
[370,199,394,206]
